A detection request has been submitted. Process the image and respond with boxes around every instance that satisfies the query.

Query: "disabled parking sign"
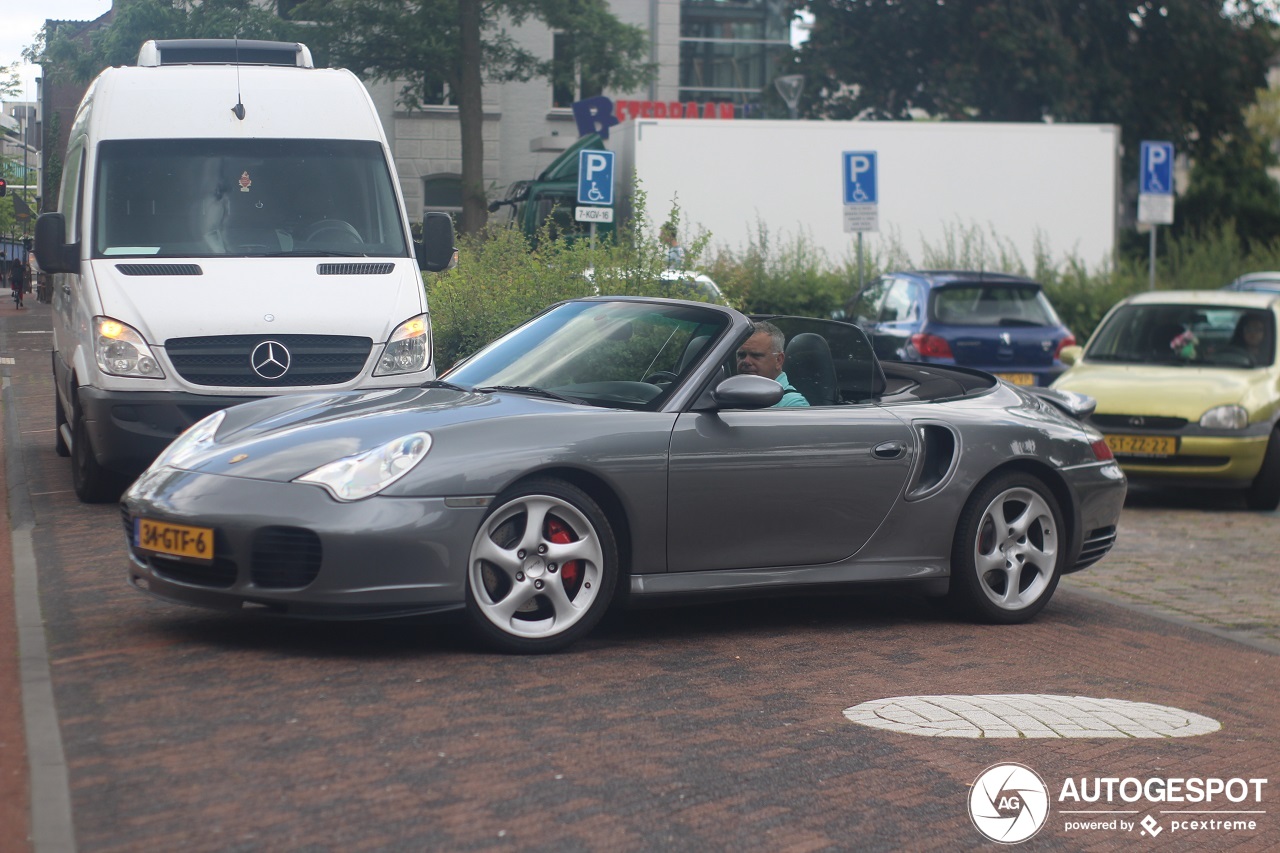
[1138,141,1174,225]
[842,151,879,233]
[578,149,615,206]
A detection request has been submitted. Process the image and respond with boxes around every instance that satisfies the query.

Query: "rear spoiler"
[1022,386,1097,420]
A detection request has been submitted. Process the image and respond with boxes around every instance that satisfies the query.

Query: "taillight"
[1090,438,1114,461]
[1055,334,1077,360]
[911,333,954,359]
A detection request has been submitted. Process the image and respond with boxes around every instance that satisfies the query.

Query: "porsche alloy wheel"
[466,479,618,653]
[949,472,1063,623]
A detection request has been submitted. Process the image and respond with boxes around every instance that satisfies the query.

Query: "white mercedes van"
[35,39,455,502]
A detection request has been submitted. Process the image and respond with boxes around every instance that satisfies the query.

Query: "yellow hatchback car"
[1053,290,1280,509]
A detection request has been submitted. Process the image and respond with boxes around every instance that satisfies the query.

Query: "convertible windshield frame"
[92,138,410,259]
[444,300,733,411]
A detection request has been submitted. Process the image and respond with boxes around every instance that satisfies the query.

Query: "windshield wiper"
[420,379,470,392]
[474,385,583,404]
[262,250,367,257]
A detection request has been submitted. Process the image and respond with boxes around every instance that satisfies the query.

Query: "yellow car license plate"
[1104,434,1178,456]
[996,373,1035,386]
[135,518,215,562]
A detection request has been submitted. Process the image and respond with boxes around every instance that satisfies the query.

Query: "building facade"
[36,0,793,222]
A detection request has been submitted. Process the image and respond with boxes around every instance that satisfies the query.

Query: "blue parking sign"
[1140,141,1174,195]
[843,151,877,205]
[578,149,615,206]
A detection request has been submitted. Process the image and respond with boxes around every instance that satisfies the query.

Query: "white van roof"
[136,39,314,68]
[85,62,381,142]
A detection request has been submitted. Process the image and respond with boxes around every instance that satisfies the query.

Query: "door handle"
[873,440,906,459]
[61,283,71,295]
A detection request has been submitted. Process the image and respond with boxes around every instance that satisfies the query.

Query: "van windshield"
[93,139,409,258]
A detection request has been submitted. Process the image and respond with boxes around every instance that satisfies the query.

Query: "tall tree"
[296,0,654,233]
[796,0,1278,175]
[35,0,301,77]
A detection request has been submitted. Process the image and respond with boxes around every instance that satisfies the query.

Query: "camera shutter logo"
[969,763,1050,844]
[250,340,291,380]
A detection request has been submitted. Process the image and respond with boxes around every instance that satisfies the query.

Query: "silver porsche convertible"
[122,296,1126,652]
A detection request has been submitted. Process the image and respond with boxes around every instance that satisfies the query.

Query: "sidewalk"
[1,293,43,852]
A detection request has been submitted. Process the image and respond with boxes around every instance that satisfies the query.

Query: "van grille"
[165,334,372,387]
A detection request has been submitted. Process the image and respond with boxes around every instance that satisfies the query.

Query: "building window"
[552,32,603,109]
[679,0,792,117]
[423,174,463,218]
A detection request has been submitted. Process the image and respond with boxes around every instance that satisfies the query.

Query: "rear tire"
[70,396,123,504]
[948,471,1064,624]
[1246,429,1280,511]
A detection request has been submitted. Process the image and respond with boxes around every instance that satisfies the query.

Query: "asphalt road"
[3,298,1278,852]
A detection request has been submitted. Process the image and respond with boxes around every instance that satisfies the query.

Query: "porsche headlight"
[95,317,165,379]
[296,432,432,501]
[374,314,431,376]
[150,409,226,472]
[1200,405,1249,430]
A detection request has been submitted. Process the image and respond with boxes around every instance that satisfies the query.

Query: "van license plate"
[996,373,1035,386]
[135,518,215,562]
[1104,434,1178,456]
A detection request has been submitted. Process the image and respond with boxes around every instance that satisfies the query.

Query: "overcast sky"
[2,0,113,101]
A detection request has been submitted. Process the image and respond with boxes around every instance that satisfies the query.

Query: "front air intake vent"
[116,264,203,276]
[317,263,395,276]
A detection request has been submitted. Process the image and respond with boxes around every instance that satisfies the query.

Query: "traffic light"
[0,178,7,197]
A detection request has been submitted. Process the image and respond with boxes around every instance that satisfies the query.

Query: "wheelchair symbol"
[850,184,869,203]
[587,184,605,202]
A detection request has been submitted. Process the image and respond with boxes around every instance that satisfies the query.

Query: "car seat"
[784,333,839,406]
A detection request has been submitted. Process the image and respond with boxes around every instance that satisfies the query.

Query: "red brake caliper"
[545,517,582,595]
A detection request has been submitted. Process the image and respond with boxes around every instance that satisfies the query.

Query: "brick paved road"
[3,299,1278,852]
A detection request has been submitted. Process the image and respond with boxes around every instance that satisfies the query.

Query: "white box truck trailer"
[503,119,1119,270]
[34,39,456,502]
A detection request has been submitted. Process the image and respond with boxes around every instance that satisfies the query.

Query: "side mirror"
[34,213,79,274]
[1058,345,1084,366]
[709,374,784,409]
[416,212,456,272]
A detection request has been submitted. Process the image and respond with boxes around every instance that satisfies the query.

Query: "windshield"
[931,285,1060,327]
[445,300,731,410]
[1086,304,1275,368]
[93,139,408,258]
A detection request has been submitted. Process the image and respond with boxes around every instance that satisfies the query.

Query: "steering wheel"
[643,371,680,385]
[304,219,364,243]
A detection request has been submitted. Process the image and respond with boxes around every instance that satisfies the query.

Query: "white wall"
[615,119,1120,271]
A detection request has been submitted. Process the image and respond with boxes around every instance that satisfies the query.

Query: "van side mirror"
[416,212,456,272]
[34,213,80,274]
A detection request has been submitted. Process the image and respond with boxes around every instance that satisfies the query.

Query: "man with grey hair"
[735,320,809,407]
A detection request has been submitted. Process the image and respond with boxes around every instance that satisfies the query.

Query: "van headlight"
[295,432,432,500]
[374,314,431,376]
[1200,405,1249,430]
[95,317,165,379]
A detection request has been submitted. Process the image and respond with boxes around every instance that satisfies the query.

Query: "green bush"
[426,214,1280,366]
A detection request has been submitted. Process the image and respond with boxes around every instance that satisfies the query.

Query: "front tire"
[948,472,1064,623]
[465,478,618,653]
[70,396,122,504]
[54,392,70,457]
[1246,430,1280,511]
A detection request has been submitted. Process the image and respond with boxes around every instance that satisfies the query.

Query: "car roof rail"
[136,39,314,68]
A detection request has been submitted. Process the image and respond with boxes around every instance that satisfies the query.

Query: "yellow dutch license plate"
[135,518,215,562]
[1104,434,1178,457]
[996,373,1035,386]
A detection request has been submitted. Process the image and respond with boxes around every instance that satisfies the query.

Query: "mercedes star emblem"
[250,340,291,380]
